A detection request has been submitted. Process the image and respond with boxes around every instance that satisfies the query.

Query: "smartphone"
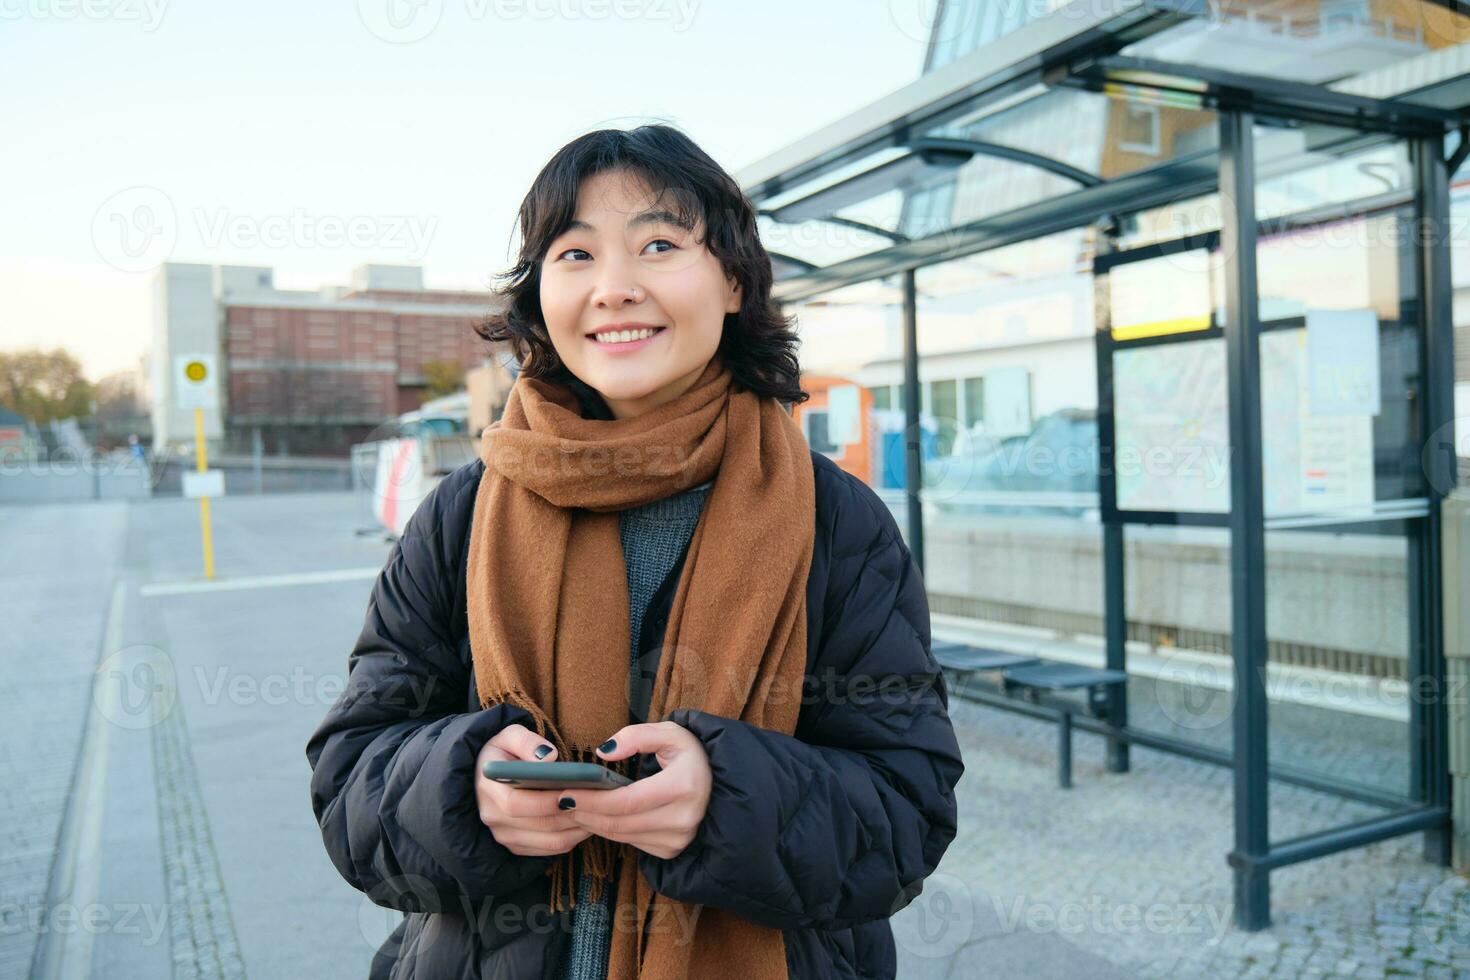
[482,760,634,790]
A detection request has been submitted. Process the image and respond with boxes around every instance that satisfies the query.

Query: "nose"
[589,253,645,309]
[590,282,640,308]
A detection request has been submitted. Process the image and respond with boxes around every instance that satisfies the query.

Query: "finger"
[489,722,558,762]
[477,744,513,767]
[593,720,688,764]
[499,785,576,820]
[483,805,582,835]
[567,799,698,840]
[497,827,591,857]
[555,767,685,816]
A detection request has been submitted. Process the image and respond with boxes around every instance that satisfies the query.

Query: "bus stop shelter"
[738,0,1469,929]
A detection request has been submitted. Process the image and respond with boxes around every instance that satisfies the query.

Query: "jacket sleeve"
[637,483,965,931]
[304,470,555,912]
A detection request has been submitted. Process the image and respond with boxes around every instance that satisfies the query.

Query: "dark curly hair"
[476,123,808,411]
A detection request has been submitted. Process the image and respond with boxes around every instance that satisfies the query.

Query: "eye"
[642,238,678,256]
[556,247,591,262]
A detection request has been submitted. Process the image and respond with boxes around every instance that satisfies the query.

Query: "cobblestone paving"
[152,693,246,980]
[909,695,1470,978]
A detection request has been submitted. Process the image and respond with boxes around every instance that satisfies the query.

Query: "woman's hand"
[475,723,592,856]
[557,721,712,860]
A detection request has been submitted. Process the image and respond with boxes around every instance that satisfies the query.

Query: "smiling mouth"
[588,326,667,346]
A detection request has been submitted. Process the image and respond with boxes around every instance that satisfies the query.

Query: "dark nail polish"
[598,738,617,754]
[558,797,575,810]
[534,745,553,759]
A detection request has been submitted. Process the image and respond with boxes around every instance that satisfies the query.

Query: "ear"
[725,277,743,315]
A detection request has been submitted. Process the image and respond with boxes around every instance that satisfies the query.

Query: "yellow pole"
[194,406,215,580]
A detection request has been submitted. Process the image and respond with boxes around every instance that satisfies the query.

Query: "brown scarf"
[465,354,814,978]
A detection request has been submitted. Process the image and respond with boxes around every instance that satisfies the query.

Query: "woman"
[305,124,964,980]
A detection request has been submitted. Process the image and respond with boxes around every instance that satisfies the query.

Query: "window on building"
[930,379,958,426]
[803,409,839,456]
[963,376,985,428]
[1118,102,1161,156]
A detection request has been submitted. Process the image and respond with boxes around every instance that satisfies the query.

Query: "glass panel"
[1264,528,1412,802]
[914,229,1104,684]
[1115,192,1224,250]
[923,0,1074,72]
[1256,138,1411,222]
[756,86,1215,281]
[1249,124,1420,808]
[915,230,1097,512]
[1122,524,1236,757]
[787,276,911,540]
[759,154,1079,274]
[1124,0,1470,84]
[930,87,1218,186]
[1252,133,1427,512]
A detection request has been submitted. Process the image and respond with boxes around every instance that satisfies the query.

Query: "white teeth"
[593,328,659,345]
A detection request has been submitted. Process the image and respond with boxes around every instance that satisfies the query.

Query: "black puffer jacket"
[305,450,965,979]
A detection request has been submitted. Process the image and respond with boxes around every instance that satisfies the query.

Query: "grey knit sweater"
[555,477,713,980]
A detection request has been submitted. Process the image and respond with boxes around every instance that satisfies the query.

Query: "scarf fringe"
[483,687,633,915]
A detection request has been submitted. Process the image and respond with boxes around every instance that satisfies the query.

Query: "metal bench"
[1000,662,1129,789]
[931,641,1040,674]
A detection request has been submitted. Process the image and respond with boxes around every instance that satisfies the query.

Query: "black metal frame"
[1083,115,1456,931]
[1218,110,1274,930]
[1062,55,1461,136]
[1411,132,1457,865]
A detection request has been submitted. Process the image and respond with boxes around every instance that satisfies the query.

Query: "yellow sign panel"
[184,360,208,383]
[1111,314,1212,342]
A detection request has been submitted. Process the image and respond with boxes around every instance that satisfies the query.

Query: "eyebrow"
[563,208,695,235]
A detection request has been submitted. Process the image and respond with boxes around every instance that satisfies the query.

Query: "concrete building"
[151,263,504,457]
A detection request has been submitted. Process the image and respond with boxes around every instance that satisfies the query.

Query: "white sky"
[1,0,938,382]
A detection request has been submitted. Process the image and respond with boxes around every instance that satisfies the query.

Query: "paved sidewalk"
[0,502,130,978]
[894,694,1470,978]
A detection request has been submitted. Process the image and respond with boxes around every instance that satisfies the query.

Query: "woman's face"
[539,168,742,421]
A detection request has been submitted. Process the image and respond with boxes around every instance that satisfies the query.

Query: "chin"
[590,376,668,402]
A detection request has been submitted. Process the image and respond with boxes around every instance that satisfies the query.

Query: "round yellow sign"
[185,360,208,383]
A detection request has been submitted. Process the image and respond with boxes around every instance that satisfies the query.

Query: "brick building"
[152,263,507,457]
